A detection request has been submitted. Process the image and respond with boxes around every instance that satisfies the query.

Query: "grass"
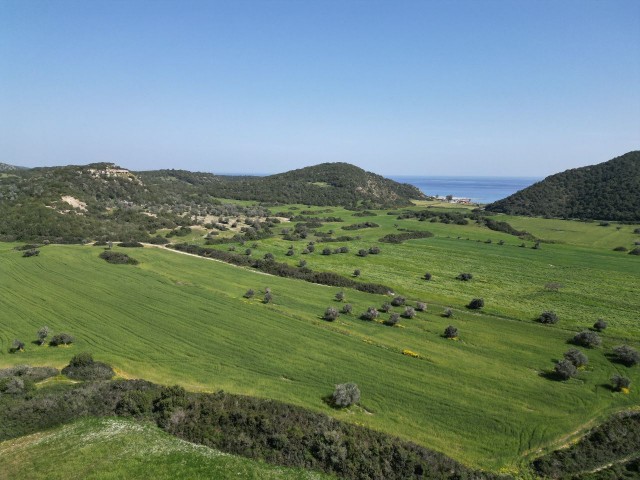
[1,235,638,473]
[0,417,332,479]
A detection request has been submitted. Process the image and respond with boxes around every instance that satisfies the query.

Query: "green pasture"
[1,241,638,473]
[0,417,332,479]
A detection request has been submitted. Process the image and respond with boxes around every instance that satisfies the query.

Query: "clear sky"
[1,0,638,176]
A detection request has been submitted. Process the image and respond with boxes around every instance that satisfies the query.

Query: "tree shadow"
[599,383,615,392]
[539,370,564,382]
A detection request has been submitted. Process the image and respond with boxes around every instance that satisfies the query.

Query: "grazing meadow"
[1,204,638,474]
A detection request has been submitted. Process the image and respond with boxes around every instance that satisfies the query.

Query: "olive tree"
[593,319,607,332]
[612,345,639,366]
[403,306,416,319]
[37,326,50,345]
[341,304,353,315]
[324,307,340,322]
[467,298,484,310]
[416,302,427,312]
[611,374,631,392]
[391,296,406,307]
[554,359,577,380]
[243,289,255,299]
[332,383,360,407]
[572,331,601,348]
[335,291,345,302]
[538,311,559,324]
[563,349,588,368]
[385,313,400,326]
[444,325,458,339]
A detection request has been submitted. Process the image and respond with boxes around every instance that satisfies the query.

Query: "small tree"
[563,349,588,368]
[298,259,307,267]
[385,313,400,326]
[612,345,639,366]
[424,272,432,281]
[467,298,484,310]
[403,306,416,319]
[335,291,345,302]
[357,249,368,257]
[285,249,294,256]
[37,326,50,345]
[263,292,273,304]
[361,307,379,321]
[353,269,361,278]
[332,383,360,407]
[593,319,607,332]
[456,273,473,281]
[368,246,380,255]
[341,304,353,315]
[11,339,25,352]
[243,289,255,299]
[49,333,74,346]
[324,306,340,322]
[380,303,391,313]
[264,253,274,261]
[554,359,577,380]
[444,325,458,339]
[442,307,454,318]
[391,296,406,307]
[321,248,332,256]
[572,331,601,348]
[245,248,252,256]
[611,374,631,392]
[538,311,558,324]
[416,302,427,312]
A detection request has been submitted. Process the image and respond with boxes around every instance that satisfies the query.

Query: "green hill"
[485,151,640,221]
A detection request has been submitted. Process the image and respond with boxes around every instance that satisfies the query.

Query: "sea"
[388,176,542,204]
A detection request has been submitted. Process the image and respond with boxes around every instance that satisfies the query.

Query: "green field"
[0,417,332,479]
[1,210,639,475]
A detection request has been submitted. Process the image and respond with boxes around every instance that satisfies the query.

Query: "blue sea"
[388,176,542,204]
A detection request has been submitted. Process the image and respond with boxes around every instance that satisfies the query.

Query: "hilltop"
[0,161,424,242]
[485,151,640,221]
[138,162,426,208]
[0,162,27,172]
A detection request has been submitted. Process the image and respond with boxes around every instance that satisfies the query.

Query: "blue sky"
[1,0,638,176]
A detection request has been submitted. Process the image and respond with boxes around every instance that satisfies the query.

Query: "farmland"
[1,206,639,475]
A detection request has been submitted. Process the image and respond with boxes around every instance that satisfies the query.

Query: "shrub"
[0,376,25,394]
[49,333,74,346]
[10,339,25,353]
[341,304,352,315]
[361,307,379,321]
[593,318,607,331]
[368,246,380,255]
[357,249,368,257]
[554,359,577,380]
[263,292,273,304]
[456,273,473,281]
[416,302,427,312]
[444,325,458,339]
[99,251,139,265]
[298,259,307,267]
[391,296,406,307]
[572,331,601,348]
[22,249,40,257]
[385,313,400,326]
[403,307,416,319]
[612,345,640,366]
[62,353,114,381]
[335,291,345,302]
[245,248,252,256]
[424,272,432,281]
[467,298,484,310]
[148,236,170,245]
[285,249,294,256]
[538,311,558,324]
[380,303,391,313]
[243,289,255,299]
[442,307,454,318]
[611,374,631,392]
[353,269,361,277]
[36,326,50,345]
[332,383,360,407]
[321,248,332,256]
[118,241,143,248]
[324,307,340,322]
[563,349,588,368]
[263,253,274,261]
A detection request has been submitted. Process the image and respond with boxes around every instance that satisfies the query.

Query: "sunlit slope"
[0,243,638,471]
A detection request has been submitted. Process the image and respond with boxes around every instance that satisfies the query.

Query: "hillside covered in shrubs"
[486,151,640,221]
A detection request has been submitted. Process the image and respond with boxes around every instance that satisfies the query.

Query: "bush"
[391,296,406,307]
[263,292,273,304]
[380,303,391,313]
[245,248,252,256]
[357,249,368,257]
[243,289,255,299]
[36,326,50,345]
[118,241,143,248]
[353,269,361,277]
[593,318,607,331]
[324,307,339,322]
[49,333,74,346]
[424,272,432,281]
[444,325,458,339]
[416,302,427,312]
[62,353,114,380]
[22,249,40,257]
[538,311,558,324]
[148,236,170,245]
[10,339,25,353]
[611,374,631,392]
[467,298,484,310]
[403,307,416,318]
[442,307,454,318]
[368,246,380,255]
[335,291,345,302]
[361,307,379,321]
[99,251,139,265]
[341,304,352,315]
[321,248,332,256]
[332,383,360,407]
[572,331,601,348]
[554,359,577,380]
[384,313,400,326]
[456,273,473,281]
[612,345,640,366]
[563,349,588,368]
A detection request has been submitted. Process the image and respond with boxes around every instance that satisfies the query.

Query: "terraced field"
[1,209,639,475]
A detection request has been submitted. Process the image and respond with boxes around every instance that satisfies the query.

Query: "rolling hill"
[485,151,640,221]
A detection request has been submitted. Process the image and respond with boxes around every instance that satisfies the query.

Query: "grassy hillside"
[486,151,640,221]
[1,238,638,473]
[0,417,332,479]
